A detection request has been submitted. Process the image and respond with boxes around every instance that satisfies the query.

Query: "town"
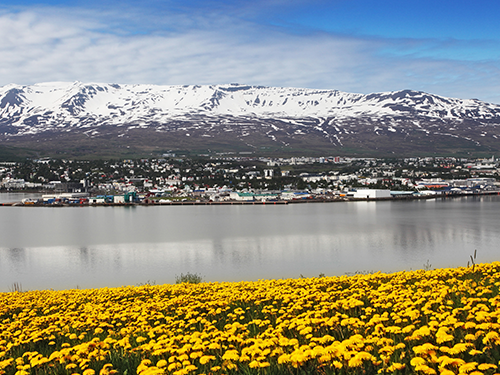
[1,155,499,205]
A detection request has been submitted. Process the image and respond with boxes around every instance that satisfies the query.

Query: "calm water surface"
[1,195,499,291]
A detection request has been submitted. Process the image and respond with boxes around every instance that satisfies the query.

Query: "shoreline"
[2,190,499,206]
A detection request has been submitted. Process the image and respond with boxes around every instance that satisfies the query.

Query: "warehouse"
[353,189,391,199]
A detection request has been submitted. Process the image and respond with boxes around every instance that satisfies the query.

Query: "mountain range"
[1,81,500,159]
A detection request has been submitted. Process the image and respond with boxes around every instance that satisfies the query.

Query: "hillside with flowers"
[1,263,500,375]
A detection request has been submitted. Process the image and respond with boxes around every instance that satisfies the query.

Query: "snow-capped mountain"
[1,82,500,157]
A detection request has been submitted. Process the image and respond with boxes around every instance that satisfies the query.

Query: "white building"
[114,195,126,204]
[281,191,312,200]
[264,169,274,179]
[353,189,391,199]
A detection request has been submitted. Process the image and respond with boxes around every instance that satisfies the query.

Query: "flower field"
[1,263,500,375]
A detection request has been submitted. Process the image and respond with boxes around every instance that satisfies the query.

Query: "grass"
[8,282,22,293]
[175,272,203,284]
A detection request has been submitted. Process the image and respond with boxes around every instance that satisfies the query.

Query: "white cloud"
[0,6,499,104]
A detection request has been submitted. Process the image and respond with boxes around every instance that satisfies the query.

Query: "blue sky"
[1,0,500,103]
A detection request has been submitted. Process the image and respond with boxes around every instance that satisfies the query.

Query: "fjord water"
[1,195,499,292]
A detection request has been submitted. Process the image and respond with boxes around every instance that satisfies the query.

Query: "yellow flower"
[477,363,496,371]
[387,363,405,372]
[348,352,374,368]
[459,362,478,373]
[483,332,500,345]
[156,360,167,369]
[414,364,436,375]
[167,362,181,372]
[277,354,289,364]
[184,365,197,372]
[100,364,116,375]
[411,357,427,367]
[448,343,470,355]
[414,343,438,355]
[436,328,454,344]
[248,360,260,369]
[199,356,215,365]
[222,350,239,361]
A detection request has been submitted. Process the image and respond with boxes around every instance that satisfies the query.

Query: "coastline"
[2,190,499,206]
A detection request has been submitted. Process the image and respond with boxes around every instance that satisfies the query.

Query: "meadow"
[1,262,500,375]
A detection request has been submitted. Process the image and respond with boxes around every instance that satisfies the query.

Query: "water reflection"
[5,248,26,272]
[1,196,500,291]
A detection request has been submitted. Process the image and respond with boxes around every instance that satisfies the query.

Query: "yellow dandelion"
[248,360,260,369]
[436,330,454,344]
[240,354,251,362]
[477,363,497,371]
[414,364,436,375]
[199,355,215,365]
[277,354,290,364]
[414,343,438,355]
[222,350,239,361]
[318,353,332,363]
[167,362,181,372]
[387,363,405,372]
[411,357,427,367]
[483,332,500,345]
[449,343,470,354]
[156,360,167,369]
[348,352,374,368]
[459,362,478,373]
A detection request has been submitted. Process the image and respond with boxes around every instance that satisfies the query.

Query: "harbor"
[2,188,499,206]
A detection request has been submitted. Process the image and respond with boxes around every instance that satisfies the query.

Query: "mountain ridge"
[1,82,500,159]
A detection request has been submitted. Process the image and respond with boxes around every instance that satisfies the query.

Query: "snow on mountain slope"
[1,82,500,157]
[2,82,500,134]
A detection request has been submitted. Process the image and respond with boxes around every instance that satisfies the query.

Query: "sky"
[1,0,500,103]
